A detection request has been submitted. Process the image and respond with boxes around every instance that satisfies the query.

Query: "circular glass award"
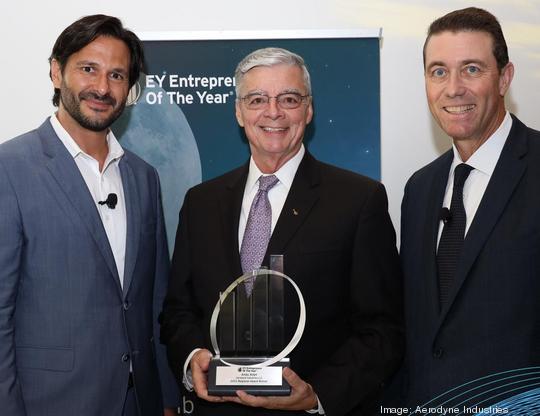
[207,268,306,396]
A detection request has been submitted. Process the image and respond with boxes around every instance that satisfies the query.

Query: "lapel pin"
[292,208,299,216]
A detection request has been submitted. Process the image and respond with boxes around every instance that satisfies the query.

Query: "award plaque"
[207,256,306,396]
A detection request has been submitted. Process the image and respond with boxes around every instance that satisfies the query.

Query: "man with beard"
[0,15,177,416]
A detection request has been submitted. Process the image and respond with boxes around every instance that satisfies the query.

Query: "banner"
[113,30,381,252]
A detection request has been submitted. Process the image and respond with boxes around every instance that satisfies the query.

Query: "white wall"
[2,0,539,234]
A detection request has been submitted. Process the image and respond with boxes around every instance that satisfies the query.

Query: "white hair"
[234,47,312,97]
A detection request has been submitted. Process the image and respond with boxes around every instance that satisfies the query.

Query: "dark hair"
[423,7,509,71]
[49,14,144,106]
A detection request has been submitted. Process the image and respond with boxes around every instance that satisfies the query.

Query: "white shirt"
[437,112,512,247]
[238,145,305,248]
[50,114,127,287]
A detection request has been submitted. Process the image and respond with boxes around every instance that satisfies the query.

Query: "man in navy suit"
[399,7,540,408]
[0,15,176,415]
[160,47,404,416]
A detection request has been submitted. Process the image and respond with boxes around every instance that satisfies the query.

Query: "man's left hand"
[164,408,177,416]
[223,367,318,411]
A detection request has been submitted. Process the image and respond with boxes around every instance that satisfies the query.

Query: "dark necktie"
[437,163,474,307]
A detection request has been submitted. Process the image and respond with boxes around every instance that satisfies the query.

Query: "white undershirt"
[50,114,127,287]
[437,112,512,248]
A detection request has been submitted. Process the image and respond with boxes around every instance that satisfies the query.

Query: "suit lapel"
[222,153,320,278]
[265,152,320,260]
[220,165,248,279]
[39,120,122,294]
[120,156,141,297]
[424,152,453,323]
[437,116,528,326]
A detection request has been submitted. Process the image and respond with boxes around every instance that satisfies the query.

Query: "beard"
[59,81,127,132]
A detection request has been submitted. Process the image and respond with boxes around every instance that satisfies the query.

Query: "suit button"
[433,348,444,359]
[122,353,130,362]
[123,301,130,310]
[243,330,251,342]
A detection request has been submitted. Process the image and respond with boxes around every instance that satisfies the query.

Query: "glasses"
[240,92,311,110]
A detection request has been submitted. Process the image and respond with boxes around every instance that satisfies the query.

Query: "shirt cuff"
[182,348,202,391]
[305,395,325,414]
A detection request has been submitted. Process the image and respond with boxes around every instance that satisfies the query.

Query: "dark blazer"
[0,119,177,415]
[399,114,540,406]
[161,151,404,416]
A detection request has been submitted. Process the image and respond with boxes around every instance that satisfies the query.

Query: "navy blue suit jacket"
[399,114,540,406]
[0,119,177,415]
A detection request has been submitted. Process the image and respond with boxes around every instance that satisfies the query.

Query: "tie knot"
[258,175,279,192]
[453,164,474,189]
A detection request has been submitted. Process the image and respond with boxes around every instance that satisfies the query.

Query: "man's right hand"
[190,349,225,403]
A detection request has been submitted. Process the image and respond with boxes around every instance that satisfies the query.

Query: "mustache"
[79,91,116,106]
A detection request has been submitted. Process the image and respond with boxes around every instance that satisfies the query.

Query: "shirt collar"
[245,144,305,193]
[49,113,125,165]
[450,111,512,177]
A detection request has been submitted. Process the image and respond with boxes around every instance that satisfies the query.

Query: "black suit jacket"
[399,114,540,407]
[161,151,404,415]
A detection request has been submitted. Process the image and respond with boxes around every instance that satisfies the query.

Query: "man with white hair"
[160,47,404,416]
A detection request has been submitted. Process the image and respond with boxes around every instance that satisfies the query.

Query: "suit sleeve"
[400,175,413,256]
[0,160,27,415]
[151,168,180,408]
[309,182,404,416]
[159,189,206,385]
[379,178,412,408]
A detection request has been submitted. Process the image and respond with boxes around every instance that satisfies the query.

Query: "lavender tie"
[240,175,279,295]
